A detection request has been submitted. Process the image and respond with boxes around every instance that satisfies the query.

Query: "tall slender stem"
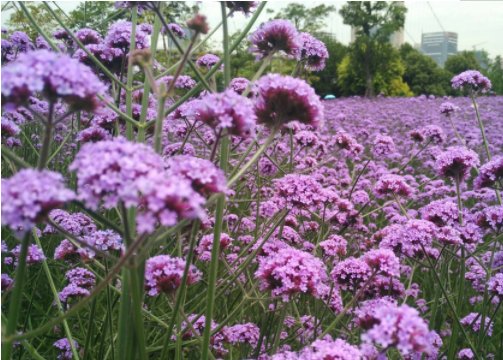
[201,6,232,359]
[37,102,54,169]
[3,233,31,360]
[125,6,138,140]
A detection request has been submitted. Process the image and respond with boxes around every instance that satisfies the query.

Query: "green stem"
[125,6,138,141]
[470,93,491,161]
[228,131,277,187]
[3,233,30,360]
[37,102,54,169]
[137,13,162,142]
[32,231,80,359]
[1,145,30,168]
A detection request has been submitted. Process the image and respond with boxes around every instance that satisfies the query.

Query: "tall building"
[420,32,458,67]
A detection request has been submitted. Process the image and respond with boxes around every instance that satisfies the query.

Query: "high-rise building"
[420,32,458,67]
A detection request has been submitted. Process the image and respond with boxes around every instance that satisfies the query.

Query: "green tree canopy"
[399,43,452,96]
[272,3,336,33]
[339,1,407,97]
[444,51,481,75]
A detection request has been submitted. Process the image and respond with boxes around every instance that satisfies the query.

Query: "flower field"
[1,2,502,360]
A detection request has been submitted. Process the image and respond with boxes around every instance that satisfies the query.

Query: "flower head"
[163,23,185,38]
[189,89,256,137]
[374,174,413,198]
[297,32,328,71]
[196,53,220,69]
[254,74,323,129]
[105,20,151,50]
[255,245,328,301]
[474,156,503,189]
[54,338,79,360]
[248,19,300,60]
[145,255,202,296]
[1,50,106,111]
[2,169,75,236]
[451,70,492,93]
[435,146,479,180]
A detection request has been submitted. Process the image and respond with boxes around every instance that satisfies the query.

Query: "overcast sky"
[2,1,503,58]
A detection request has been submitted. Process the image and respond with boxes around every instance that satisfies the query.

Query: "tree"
[67,2,125,34]
[339,1,407,97]
[399,43,452,96]
[338,42,412,97]
[272,3,336,33]
[444,51,480,75]
[6,2,65,39]
[488,56,503,94]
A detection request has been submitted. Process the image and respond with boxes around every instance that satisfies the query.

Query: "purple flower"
[362,303,439,357]
[70,137,165,209]
[420,125,445,144]
[226,1,258,15]
[195,233,233,262]
[435,146,479,181]
[271,336,361,360]
[297,32,329,71]
[476,205,503,232]
[75,28,103,45]
[59,283,90,303]
[362,248,400,277]
[35,36,50,50]
[273,174,324,209]
[319,235,347,257]
[105,20,150,50]
[2,169,75,236]
[163,142,196,157]
[1,273,14,290]
[54,239,78,261]
[1,50,106,111]
[440,101,459,115]
[373,134,395,156]
[420,199,459,226]
[374,174,413,198]
[255,245,328,301]
[488,273,503,299]
[80,230,123,260]
[460,312,493,336]
[254,74,323,129]
[190,89,257,137]
[135,170,206,234]
[65,267,96,288]
[160,75,197,90]
[2,31,34,62]
[331,257,371,291]
[451,70,492,93]
[11,244,45,265]
[76,126,112,143]
[45,209,97,236]
[53,338,79,360]
[458,348,475,360]
[145,255,202,296]
[248,19,300,60]
[165,155,227,196]
[163,23,185,38]
[379,220,437,258]
[1,117,21,147]
[222,322,260,347]
[196,53,220,69]
[474,156,503,189]
[229,77,251,95]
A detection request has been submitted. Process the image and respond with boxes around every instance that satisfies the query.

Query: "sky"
[2,1,503,58]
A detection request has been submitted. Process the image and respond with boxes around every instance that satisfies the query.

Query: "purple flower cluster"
[105,20,151,50]
[296,32,329,72]
[460,312,493,336]
[255,245,328,301]
[374,174,413,198]
[59,267,94,304]
[474,156,503,189]
[273,174,324,209]
[163,23,185,38]
[1,169,75,236]
[53,338,79,360]
[435,146,479,180]
[451,70,492,93]
[271,336,361,360]
[1,50,106,111]
[196,53,220,69]
[362,303,440,357]
[145,254,202,296]
[189,89,257,137]
[254,74,323,129]
[248,19,300,60]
